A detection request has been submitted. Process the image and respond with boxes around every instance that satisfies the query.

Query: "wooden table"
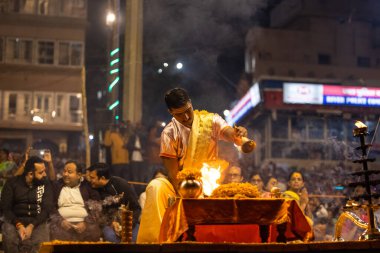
[159,198,312,243]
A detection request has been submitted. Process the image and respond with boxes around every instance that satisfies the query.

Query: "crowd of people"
[0,87,378,252]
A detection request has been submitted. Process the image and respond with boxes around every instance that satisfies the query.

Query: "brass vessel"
[178,178,203,198]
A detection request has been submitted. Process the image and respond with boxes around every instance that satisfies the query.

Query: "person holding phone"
[14,148,56,181]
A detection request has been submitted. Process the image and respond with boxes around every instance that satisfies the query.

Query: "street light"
[106,11,116,26]
[176,62,183,70]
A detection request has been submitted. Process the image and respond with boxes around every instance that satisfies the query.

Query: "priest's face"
[169,102,194,128]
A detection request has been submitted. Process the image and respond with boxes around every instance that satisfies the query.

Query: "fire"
[201,163,221,196]
[355,121,367,129]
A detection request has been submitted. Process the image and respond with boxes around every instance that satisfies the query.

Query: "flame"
[201,163,221,196]
[355,121,367,129]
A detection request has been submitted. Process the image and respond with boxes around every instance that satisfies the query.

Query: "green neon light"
[110,58,119,66]
[108,76,120,92]
[108,100,119,110]
[110,68,119,74]
[110,48,119,57]
[115,115,119,120]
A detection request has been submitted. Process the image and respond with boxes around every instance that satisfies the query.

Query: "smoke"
[143,0,269,117]
[328,136,360,161]
[144,0,267,57]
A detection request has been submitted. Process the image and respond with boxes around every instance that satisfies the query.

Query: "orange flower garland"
[211,182,260,198]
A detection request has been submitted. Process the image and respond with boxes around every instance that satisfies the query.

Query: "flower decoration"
[211,182,260,198]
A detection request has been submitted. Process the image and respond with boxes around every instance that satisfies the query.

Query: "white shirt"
[58,184,88,222]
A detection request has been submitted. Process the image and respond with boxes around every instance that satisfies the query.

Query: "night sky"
[86,0,279,127]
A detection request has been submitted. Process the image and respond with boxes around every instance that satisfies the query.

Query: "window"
[56,94,64,117]
[38,41,54,64]
[69,94,82,123]
[71,43,82,65]
[357,57,370,68]
[271,116,288,139]
[59,42,83,66]
[38,0,49,15]
[308,118,324,139]
[318,54,331,65]
[291,118,306,140]
[24,94,31,116]
[34,93,52,113]
[8,94,17,118]
[7,38,33,63]
[59,0,86,17]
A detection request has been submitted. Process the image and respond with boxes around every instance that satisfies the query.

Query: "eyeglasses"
[228,173,241,177]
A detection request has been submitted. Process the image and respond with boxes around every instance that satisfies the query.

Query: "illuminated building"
[0,0,87,157]
[231,0,380,167]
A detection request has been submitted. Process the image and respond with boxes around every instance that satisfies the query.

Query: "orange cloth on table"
[104,130,129,164]
[159,198,312,243]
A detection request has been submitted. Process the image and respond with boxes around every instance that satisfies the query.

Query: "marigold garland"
[177,168,202,181]
[211,182,260,198]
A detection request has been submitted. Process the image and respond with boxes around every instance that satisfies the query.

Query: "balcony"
[0,90,84,131]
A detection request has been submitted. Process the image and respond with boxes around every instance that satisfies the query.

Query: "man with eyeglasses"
[225,165,244,184]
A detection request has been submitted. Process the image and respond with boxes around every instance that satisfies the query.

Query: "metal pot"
[178,178,203,198]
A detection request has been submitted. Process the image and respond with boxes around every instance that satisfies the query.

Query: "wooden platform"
[39,241,380,253]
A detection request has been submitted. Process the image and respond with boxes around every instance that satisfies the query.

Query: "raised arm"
[221,125,248,145]
[13,147,31,176]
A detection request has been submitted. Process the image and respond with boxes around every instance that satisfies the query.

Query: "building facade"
[0,0,87,159]
[231,0,380,169]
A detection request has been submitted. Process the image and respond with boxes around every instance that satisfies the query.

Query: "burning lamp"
[353,121,368,137]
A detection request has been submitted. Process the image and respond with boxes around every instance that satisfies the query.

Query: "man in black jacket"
[1,156,53,253]
[88,162,141,242]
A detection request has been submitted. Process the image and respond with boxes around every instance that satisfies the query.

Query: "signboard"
[283,82,380,107]
[227,83,260,125]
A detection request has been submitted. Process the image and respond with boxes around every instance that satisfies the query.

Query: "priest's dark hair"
[164,87,190,109]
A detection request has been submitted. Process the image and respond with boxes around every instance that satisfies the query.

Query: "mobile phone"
[29,149,47,159]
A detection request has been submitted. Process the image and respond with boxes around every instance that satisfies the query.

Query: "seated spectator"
[249,172,270,197]
[1,156,53,253]
[137,168,175,243]
[283,171,313,219]
[224,165,244,184]
[88,163,141,242]
[264,176,278,192]
[14,148,56,181]
[0,148,17,190]
[50,161,102,241]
